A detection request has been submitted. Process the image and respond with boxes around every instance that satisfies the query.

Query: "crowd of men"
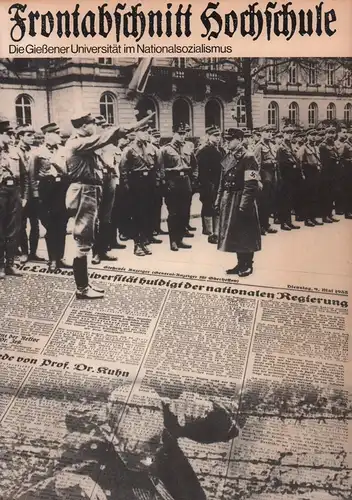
[0,111,351,298]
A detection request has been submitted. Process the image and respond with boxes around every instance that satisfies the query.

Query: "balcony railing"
[149,66,237,100]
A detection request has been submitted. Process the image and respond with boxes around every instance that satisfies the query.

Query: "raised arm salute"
[65,111,155,300]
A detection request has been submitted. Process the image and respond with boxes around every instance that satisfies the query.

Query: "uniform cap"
[137,123,151,132]
[282,125,296,133]
[71,112,95,129]
[41,122,60,134]
[93,115,107,127]
[173,123,188,134]
[260,124,276,132]
[306,128,317,137]
[149,128,161,138]
[0,119,11,134]
[325,126,336,133]
[293,131,305,138]
[60,131,71,139]
[224,127,245,140]
[243,128,251,138]
[205,125,221,136]
[275,131,284,138]
[16,124,35,136]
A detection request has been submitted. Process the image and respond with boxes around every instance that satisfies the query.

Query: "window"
[15,94,32,125]
[268,101,279,128]
[326,102,336,120]
[208,58,220,70]
[267,61,277,83]
[174,58,186,69]
[135,96,158,129]
[205,99,223,130]
[236,97,246,126]
[98,58,112,65]
[344,69,352,88]
[308,102,318,126]
[344,103,352,122]
[288,62,297,84]
[100,93,116,124]
[172,98,192,133]
[308,63,317,85]
[327,63,335,85]
[288,102,299,125]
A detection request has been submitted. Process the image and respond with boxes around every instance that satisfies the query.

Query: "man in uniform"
[338,127,352,219]
[254,125,278,235]
[335,126,348,215]
[196,125,225,244]
[319,126,340,223]
[183,124,198,235]
[119,124,161,257]
[17,124,45,264]
[0,119,24,278]
[148,127,166,239]
[215,128,261,277]
[66,111,154,299]
[161,124,193,251]
[297,129,323,227]
[30,122,70,271]
[109,136,128,249]
[248,128,261,153]
[91,115,119,265]
[276,126,301,231]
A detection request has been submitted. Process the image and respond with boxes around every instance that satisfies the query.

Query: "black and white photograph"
[0,57,351,293]
[0,54,351,500]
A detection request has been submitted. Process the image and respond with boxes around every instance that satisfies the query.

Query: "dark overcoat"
[216,146,261,253]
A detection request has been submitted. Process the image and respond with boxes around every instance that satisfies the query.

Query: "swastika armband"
[244,170,260,181]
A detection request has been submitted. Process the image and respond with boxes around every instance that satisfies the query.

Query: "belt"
[224,184,241,191]
[165,170,189,177]
[1,178,18,186]
[77,180,102,186]
[40,176,62,183]
[129,170,151,177]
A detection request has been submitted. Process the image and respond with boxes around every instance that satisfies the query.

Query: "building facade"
[0,57,351,136]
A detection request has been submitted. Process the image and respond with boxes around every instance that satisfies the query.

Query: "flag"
[127,58,154,97]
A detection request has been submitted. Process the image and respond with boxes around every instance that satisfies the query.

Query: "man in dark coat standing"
[196,125,226,244]
[215,128,261,277]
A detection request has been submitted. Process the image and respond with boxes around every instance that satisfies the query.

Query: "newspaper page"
[0,0,351,499]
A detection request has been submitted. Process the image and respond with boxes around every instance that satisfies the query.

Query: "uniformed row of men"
[0,112,350,296]
[199,122,352,276]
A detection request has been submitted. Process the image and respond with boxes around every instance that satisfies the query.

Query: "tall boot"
[134,240,146,257]
[238,252,253,278]
[202,216,212,236]
[140,235,152,255]
[5,255,22,277]
[0,250,5,279]
[226,254,241,275]
[168,217,178,251]
[246,252,254,269]
[73,256,104,299]
[45,234,57,271]
[177,216,192,249]
[208,215,219,244]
